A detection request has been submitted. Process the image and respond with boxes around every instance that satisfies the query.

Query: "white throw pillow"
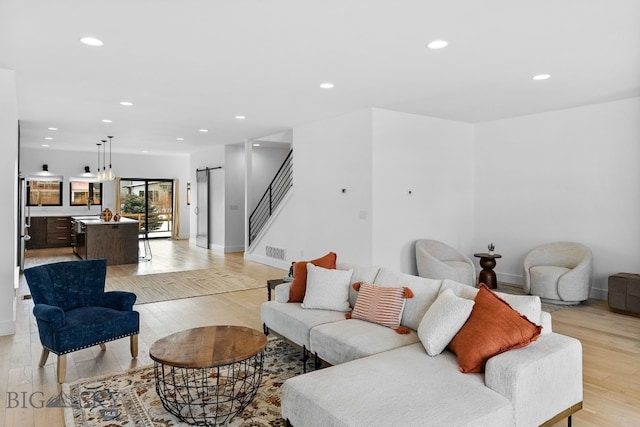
[440,279,542,325]
[417,288,475,356]
[301,263,353,311]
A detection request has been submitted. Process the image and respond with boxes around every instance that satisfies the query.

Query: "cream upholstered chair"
[523,242,593,305]
[415,239,476,287]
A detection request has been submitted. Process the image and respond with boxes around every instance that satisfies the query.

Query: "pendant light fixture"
[106,135,114,180]
[96,141,102,180]
[101,139,107,181]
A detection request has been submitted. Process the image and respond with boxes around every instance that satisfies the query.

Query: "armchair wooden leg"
[57,354,67,384]
[38,348,50,367]
[130,334,138,358]
[99,343,106,351]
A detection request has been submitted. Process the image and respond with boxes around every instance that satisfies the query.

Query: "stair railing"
[249,149,293,245]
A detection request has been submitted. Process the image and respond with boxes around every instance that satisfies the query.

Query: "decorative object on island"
[101,208,113,222]
[488,242,495,255]
[113,212,120,221]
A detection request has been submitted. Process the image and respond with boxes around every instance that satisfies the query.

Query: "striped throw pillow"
[349,282,412,332]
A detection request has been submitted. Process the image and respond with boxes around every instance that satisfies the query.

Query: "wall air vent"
[266,246,285,260]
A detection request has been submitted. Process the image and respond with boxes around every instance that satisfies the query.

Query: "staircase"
[249,149,293,245]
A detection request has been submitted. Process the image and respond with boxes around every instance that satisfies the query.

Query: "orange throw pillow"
[288,252,337,302]
[448,284,542,373]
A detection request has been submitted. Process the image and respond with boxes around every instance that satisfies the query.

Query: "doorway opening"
[118,179,174,238]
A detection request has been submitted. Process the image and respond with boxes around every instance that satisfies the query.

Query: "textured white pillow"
[301,263,353,311]
[418,288,475,356]
[440,279,542,325]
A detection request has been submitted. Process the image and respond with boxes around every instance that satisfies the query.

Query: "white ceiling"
[1,0,639,155]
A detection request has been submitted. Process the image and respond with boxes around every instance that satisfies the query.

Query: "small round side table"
[474,253,502,290]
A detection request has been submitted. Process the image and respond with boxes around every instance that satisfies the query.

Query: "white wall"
[225,144,245,252]
[20,147,191,238]
[371,109,475,273]
[247,109,374,268]
[474,97,640,298]
[0,69,18,336]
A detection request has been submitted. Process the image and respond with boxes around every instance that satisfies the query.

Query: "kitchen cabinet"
[26,216,71,249]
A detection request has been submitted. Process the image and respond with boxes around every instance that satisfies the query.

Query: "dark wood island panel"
[83,220,139,265]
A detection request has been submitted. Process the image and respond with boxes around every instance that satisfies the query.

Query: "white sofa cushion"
[282,343,514,427]
[301,264,353,311]
[260,301,346,349]
[310,319,419,365]
[336,262,381,307]
[418,288,475,356]
[373,268,442,330]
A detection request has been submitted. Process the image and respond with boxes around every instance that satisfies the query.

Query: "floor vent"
[266,246,285,260]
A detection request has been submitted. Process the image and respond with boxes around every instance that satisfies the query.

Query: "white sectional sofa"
[260,263,583,427]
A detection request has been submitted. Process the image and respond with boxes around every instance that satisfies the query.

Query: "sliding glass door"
[119,179,174,238]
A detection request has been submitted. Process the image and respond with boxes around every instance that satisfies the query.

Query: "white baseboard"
[590,287,607,301]
[244,253,290,272]
[209,244,245,253]
[496,272,524,286]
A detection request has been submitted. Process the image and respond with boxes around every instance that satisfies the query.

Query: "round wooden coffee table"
[149,325,267,425]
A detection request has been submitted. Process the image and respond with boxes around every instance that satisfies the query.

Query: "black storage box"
[608,273,640,317]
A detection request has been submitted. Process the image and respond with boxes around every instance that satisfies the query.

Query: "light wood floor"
[1,240,638,426]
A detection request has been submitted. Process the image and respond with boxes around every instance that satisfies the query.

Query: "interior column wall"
[0,69,18,335]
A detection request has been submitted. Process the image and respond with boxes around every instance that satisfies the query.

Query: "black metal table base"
[154,352,264,425]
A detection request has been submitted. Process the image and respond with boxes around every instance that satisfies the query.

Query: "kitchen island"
[73,216,139,265]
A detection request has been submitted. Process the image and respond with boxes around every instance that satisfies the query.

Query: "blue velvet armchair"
[24,259,139,383]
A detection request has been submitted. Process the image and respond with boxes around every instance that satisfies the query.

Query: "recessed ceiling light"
[102,119,112,123]
[120,101,133,106]
[533,74,551,81]
[320,82,335,89]
[427,40,448,49]
[199,129,209,133]
[80,37,103,47]
[253,143,261,147]
[235,115,246,120]
[42,144,49,147]
[44,137,53,140]
[142,150,149,153]
[47,127,58,131]
[176,137,184,141]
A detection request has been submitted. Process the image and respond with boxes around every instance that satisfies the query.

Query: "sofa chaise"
[261,262,583,427]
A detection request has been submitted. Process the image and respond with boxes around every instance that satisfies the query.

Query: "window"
[70,182,102,206]
[27,181,63,206]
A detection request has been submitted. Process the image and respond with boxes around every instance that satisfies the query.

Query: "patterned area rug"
[63,336,312,427]
[105,269,264,304]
